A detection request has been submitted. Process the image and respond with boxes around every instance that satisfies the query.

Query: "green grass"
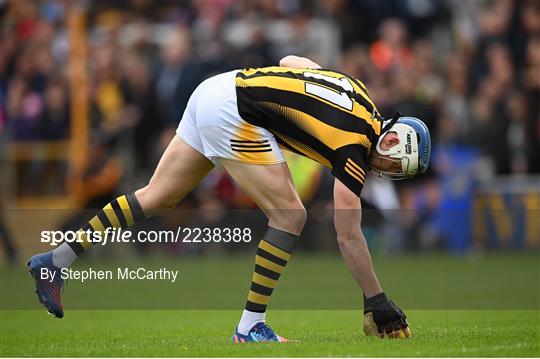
[1,253,539,356]
[1,310,539,357]
[2,253,539,309]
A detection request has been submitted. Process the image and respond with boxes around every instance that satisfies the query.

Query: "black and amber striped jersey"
[235,66,382,196]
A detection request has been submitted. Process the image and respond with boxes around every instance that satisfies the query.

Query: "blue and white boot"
[232,322,288,343]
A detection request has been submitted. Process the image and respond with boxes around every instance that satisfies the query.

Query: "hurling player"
[28,55,430,342]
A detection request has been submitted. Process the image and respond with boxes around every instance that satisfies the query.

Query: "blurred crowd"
[1,0,539,252]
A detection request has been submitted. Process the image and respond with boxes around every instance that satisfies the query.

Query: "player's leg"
[28,64,218,317]
[223,160,306,235]
[187,69,305,342]
[135,135,214,216]
[222,159,306,343]
[54,135,213,265]
[27,135,214,317]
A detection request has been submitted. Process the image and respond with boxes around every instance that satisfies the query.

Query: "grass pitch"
[1,253,539,357]
[1,309,539,357]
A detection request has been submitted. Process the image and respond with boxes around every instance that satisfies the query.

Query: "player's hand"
[363,292,411,339]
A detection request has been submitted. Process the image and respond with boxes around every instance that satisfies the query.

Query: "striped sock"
[51,193,146,268]
[238,227,298,334]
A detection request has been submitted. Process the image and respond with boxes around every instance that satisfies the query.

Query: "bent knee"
[135,183,179,216]
[267,206,307,236]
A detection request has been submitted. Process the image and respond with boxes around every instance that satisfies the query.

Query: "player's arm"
[333,179,382,297]
[279,55,321,69]
[333,179,410,338]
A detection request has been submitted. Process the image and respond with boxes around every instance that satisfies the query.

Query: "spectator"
[155,26,204,128]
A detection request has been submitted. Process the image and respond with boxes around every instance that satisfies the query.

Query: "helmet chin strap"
[381,112,401,134]
[375,112,405,160]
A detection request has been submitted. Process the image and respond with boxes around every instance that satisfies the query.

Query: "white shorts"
[176,70,285,166]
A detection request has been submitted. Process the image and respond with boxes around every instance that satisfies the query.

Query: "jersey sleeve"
[331,144,370,197]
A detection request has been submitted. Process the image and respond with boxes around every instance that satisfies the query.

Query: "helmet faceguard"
[372,114,431,180]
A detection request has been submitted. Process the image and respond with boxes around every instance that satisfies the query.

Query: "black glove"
[363,292,410,338]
